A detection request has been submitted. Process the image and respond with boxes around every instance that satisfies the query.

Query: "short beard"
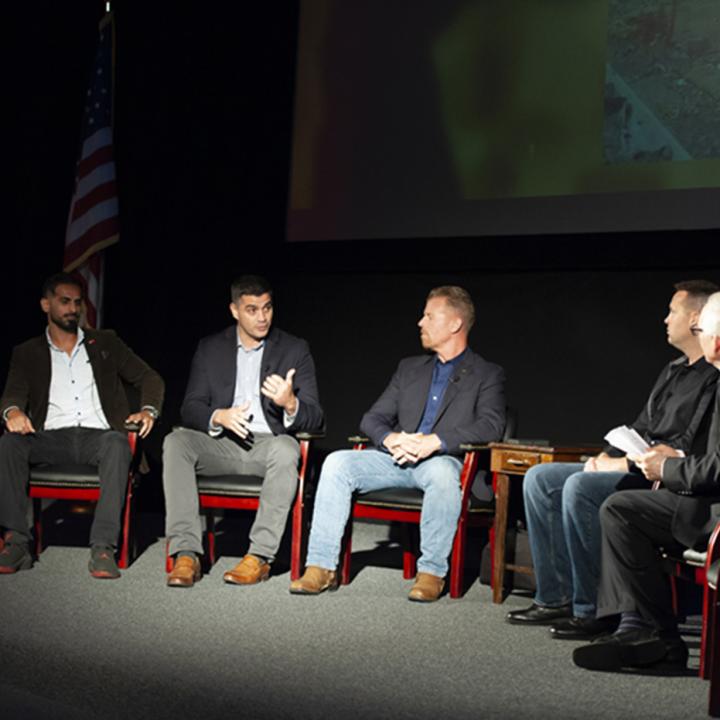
[52,315,79,333]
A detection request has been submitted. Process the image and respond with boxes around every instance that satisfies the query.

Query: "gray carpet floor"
[0,515,712,720]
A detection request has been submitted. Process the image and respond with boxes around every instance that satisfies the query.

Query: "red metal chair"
[662,521,720,682]
[339,438,494,598]
[165,431,321,580]
[28,428,140,569]
[706,549,720,716]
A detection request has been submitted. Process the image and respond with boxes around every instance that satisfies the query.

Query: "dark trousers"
[0,427,132,547]
[596,488,686,632]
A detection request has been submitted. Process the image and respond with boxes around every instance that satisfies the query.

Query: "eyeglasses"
[690,325,705,337]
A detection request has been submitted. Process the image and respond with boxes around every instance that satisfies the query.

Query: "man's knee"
[523,463,557,505]
[598,491,631,530]
[100,431,132,462]
[421,457,461,495]
[163,428,196,462]
[267,434,301,468]
[0,432,30,459]
[317,449,362,490]
[562,471,594,509]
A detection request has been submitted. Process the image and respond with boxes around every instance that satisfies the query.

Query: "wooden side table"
[489,441,601,603]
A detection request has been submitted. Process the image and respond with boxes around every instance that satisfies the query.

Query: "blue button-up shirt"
[416,350,466,448]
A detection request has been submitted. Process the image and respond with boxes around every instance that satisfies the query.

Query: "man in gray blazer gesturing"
[290,286,505,602]
[163,275,324,588]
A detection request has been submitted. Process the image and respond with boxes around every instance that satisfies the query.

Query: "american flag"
[64,12,119,328]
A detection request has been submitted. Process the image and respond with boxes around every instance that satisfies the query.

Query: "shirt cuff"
[2,406,20,422]
[208,410,223,437]
[283,399,300,428]
[141,405,159,420]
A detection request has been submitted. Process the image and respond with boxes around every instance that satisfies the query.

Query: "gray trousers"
[162,428,300,561]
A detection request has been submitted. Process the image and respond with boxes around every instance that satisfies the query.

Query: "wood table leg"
[492,472,509,604]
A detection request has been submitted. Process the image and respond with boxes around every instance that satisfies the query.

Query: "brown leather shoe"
[289,566,338,595]
[223,554,270,585]
[408,572,444,602]
[167,555,201,587]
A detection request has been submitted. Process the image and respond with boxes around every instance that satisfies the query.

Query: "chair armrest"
[296,432,325,441]
[459,444,490,452]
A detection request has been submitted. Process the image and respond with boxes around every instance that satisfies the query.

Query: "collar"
[46,326,84,354]
[237,334,265,354]
[435,347,467,368]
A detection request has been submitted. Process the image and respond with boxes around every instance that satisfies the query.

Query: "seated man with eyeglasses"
[507,280,719,640]
[574,291,720,672]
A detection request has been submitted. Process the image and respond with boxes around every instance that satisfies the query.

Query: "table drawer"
[492,450,542,474]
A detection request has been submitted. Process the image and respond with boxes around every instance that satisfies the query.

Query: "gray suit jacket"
[360,349,506,457]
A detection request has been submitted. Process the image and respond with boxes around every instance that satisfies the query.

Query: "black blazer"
[663,383,720,549]
[360,349,506,457]
[0,329,165,432]
[180,326,324,436]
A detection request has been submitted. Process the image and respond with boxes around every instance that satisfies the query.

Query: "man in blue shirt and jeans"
[290,286,506,602]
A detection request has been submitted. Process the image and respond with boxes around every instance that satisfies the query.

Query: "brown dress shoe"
[408,572,444,602]
[223,554,270,585]
[167,555,201,587]
[289,566,338,595]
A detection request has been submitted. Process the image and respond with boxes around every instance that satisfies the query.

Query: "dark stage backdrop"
[7,3,720,506]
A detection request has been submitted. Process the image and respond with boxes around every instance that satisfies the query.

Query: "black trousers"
[596,488,688,631]
[0,427,132,547]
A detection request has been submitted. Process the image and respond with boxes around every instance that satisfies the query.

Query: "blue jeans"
[306,449,463,577]
[523,462,644,618]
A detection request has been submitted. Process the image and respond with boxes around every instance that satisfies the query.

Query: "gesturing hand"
[4,408,35,435]
[213,401,252,439]
[261,369,298,415]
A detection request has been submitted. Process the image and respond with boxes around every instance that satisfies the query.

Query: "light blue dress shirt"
[44,327,110,431]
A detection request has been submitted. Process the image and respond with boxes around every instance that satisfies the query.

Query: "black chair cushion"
[29,464,100,487]
[356,487,493,513]
[197,474,264,496]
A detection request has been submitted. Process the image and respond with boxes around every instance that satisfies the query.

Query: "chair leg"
[401,524,417,579]
[117,476,134,570]
[710,596,720,716]
[449,520,467,599]
[702,580,716,679]
[340,522,353,585]
[290,494,303,581]
[403,551,417,579]
[205,510,217,567]
[33,498,43,557]
[165,540,173,573]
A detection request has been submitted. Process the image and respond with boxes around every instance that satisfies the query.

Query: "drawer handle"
[506,457,534,466]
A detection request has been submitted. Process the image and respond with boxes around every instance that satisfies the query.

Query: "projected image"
[605,0,720,163]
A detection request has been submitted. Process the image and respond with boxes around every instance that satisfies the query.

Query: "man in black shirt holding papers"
[574,290,720,672]
[508,281,718,639]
